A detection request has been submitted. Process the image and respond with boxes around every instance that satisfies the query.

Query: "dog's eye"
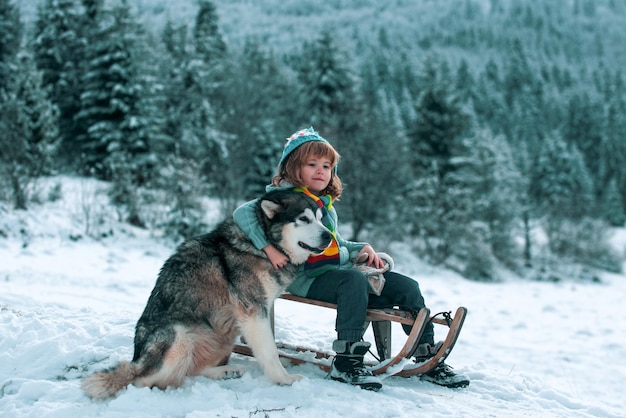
[298,216,311,224]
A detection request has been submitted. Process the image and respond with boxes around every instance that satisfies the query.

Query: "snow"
[1,176,625,418]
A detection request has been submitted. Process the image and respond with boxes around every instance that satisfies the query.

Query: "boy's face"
[300,156,332,193]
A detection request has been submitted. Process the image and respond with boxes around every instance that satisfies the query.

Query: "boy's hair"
[272,141,343,199]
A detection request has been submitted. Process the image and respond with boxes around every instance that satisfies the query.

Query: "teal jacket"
[232,183,368,296]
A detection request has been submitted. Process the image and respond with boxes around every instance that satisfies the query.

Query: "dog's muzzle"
[299,231,332,254]
[298,241,329,254]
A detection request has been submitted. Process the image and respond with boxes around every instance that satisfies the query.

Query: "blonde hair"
[272,141,343,199]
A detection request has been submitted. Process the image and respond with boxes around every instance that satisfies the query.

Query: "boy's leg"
[305,269,369,342]
[370,272,469,388]
[368,271,434,345]
[306,270,382,391]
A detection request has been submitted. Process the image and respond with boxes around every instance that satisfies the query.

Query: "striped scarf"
[294,187,341,277]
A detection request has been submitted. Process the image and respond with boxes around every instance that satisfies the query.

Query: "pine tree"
[0,0,21,93]
[340,113,409,242]
[471,129,524,268]
[74,0,161,225]
[0,51,59,209]
[407,55,471,180]
[156,2,232,213]
[159,19,191,152]
[75,0,154,180]
[188,1,230,209]
[295,30,360,138]
[293,30,403,240]
[503,38,535,109]
[406,55,476,266]
[1,2,59,209]
[473,60,506,134]
[191,0,228,113]
[598,75,626,213]
[193,0,226,66]
[32,0,88,168]
[602,178,625,227]
[563,92,603,191]
[530,130,594,220]
[218,40,296,202]
[151,19,210,237]
[455,59,475,104]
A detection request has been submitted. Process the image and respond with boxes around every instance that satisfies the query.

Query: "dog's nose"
[321,230,332,244]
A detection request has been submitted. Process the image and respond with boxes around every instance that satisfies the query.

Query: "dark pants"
[305,269,435,345]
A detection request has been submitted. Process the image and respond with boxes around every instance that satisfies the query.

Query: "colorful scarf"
[294,187,341,277]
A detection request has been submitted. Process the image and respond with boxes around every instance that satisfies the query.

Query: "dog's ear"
[260,199,282,219]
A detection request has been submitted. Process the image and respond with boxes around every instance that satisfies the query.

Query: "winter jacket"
[232,183,368,297]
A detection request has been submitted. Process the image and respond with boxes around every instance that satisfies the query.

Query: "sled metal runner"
[232,294,467,377]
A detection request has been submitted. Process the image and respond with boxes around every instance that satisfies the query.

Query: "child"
[233,127,469,391]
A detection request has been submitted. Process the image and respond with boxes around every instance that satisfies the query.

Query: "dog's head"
[256,189,333,265]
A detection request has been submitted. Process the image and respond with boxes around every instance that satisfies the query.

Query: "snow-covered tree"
[193,0,226,66]
[598,79,626,215]
[563,92,604,191]
[345,123,408,242]
[0,51,59,209]
[218,40,297,202]
[293,30,406,241]
[74,0,163,225]
[155,2,234,215]
[294,30,360,138]
[74,0,156,181]
[0,0,21,93]
[406,56,477,268]
[407,55,471,180]
[455,59,475,104]
[601,178,625,227]
[470,129,524,269]
[32,0,89,167]
[530,131,594,220]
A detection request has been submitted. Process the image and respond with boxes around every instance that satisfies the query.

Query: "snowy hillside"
[1,176,625,417]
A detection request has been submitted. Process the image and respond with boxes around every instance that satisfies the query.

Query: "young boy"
[233,127,469,390]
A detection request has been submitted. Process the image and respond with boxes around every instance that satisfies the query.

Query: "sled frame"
[232,294,466,377]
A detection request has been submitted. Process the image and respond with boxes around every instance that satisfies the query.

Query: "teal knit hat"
[278,127,332,171]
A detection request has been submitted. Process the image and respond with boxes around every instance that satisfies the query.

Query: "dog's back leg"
[239,314,303,385]
[189,329,245,380]
[134,325,195,390]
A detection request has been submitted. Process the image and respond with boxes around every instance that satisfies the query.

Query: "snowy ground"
[1,177,625,418]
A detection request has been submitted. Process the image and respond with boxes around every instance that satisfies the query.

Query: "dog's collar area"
[273,244,291,260]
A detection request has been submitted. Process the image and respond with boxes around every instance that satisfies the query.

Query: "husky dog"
[82,189,332,399]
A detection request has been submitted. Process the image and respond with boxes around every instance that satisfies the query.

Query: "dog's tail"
[82,361,139,400]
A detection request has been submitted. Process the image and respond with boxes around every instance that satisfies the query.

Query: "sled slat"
[278,293,415,325]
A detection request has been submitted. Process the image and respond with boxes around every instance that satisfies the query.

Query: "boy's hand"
[263,244,290,270]
[358,245,384,269]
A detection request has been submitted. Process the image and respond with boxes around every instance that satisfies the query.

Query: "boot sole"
[421,376,470,389]
[330,376,383,391]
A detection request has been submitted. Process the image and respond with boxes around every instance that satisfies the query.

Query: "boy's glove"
[351,252,394,296]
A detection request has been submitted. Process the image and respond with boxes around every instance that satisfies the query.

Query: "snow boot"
[329,340,382,391]
[413,341,444,359]
[414,342,470,389]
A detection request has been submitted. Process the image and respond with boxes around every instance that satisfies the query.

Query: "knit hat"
[278,127,332,171]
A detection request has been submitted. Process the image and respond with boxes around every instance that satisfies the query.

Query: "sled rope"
[430,311,453,327]
[366,339,383,363]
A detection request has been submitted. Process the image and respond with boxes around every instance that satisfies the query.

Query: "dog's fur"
[82,189,332,399]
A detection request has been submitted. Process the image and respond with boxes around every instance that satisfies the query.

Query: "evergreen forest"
[2,0,625,281]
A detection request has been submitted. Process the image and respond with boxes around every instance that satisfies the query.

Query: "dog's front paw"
[222,368,244,379]
[199,365,244,380]
[275,373,304,385]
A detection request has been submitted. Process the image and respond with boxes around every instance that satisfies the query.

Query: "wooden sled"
[232,294,467,377]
